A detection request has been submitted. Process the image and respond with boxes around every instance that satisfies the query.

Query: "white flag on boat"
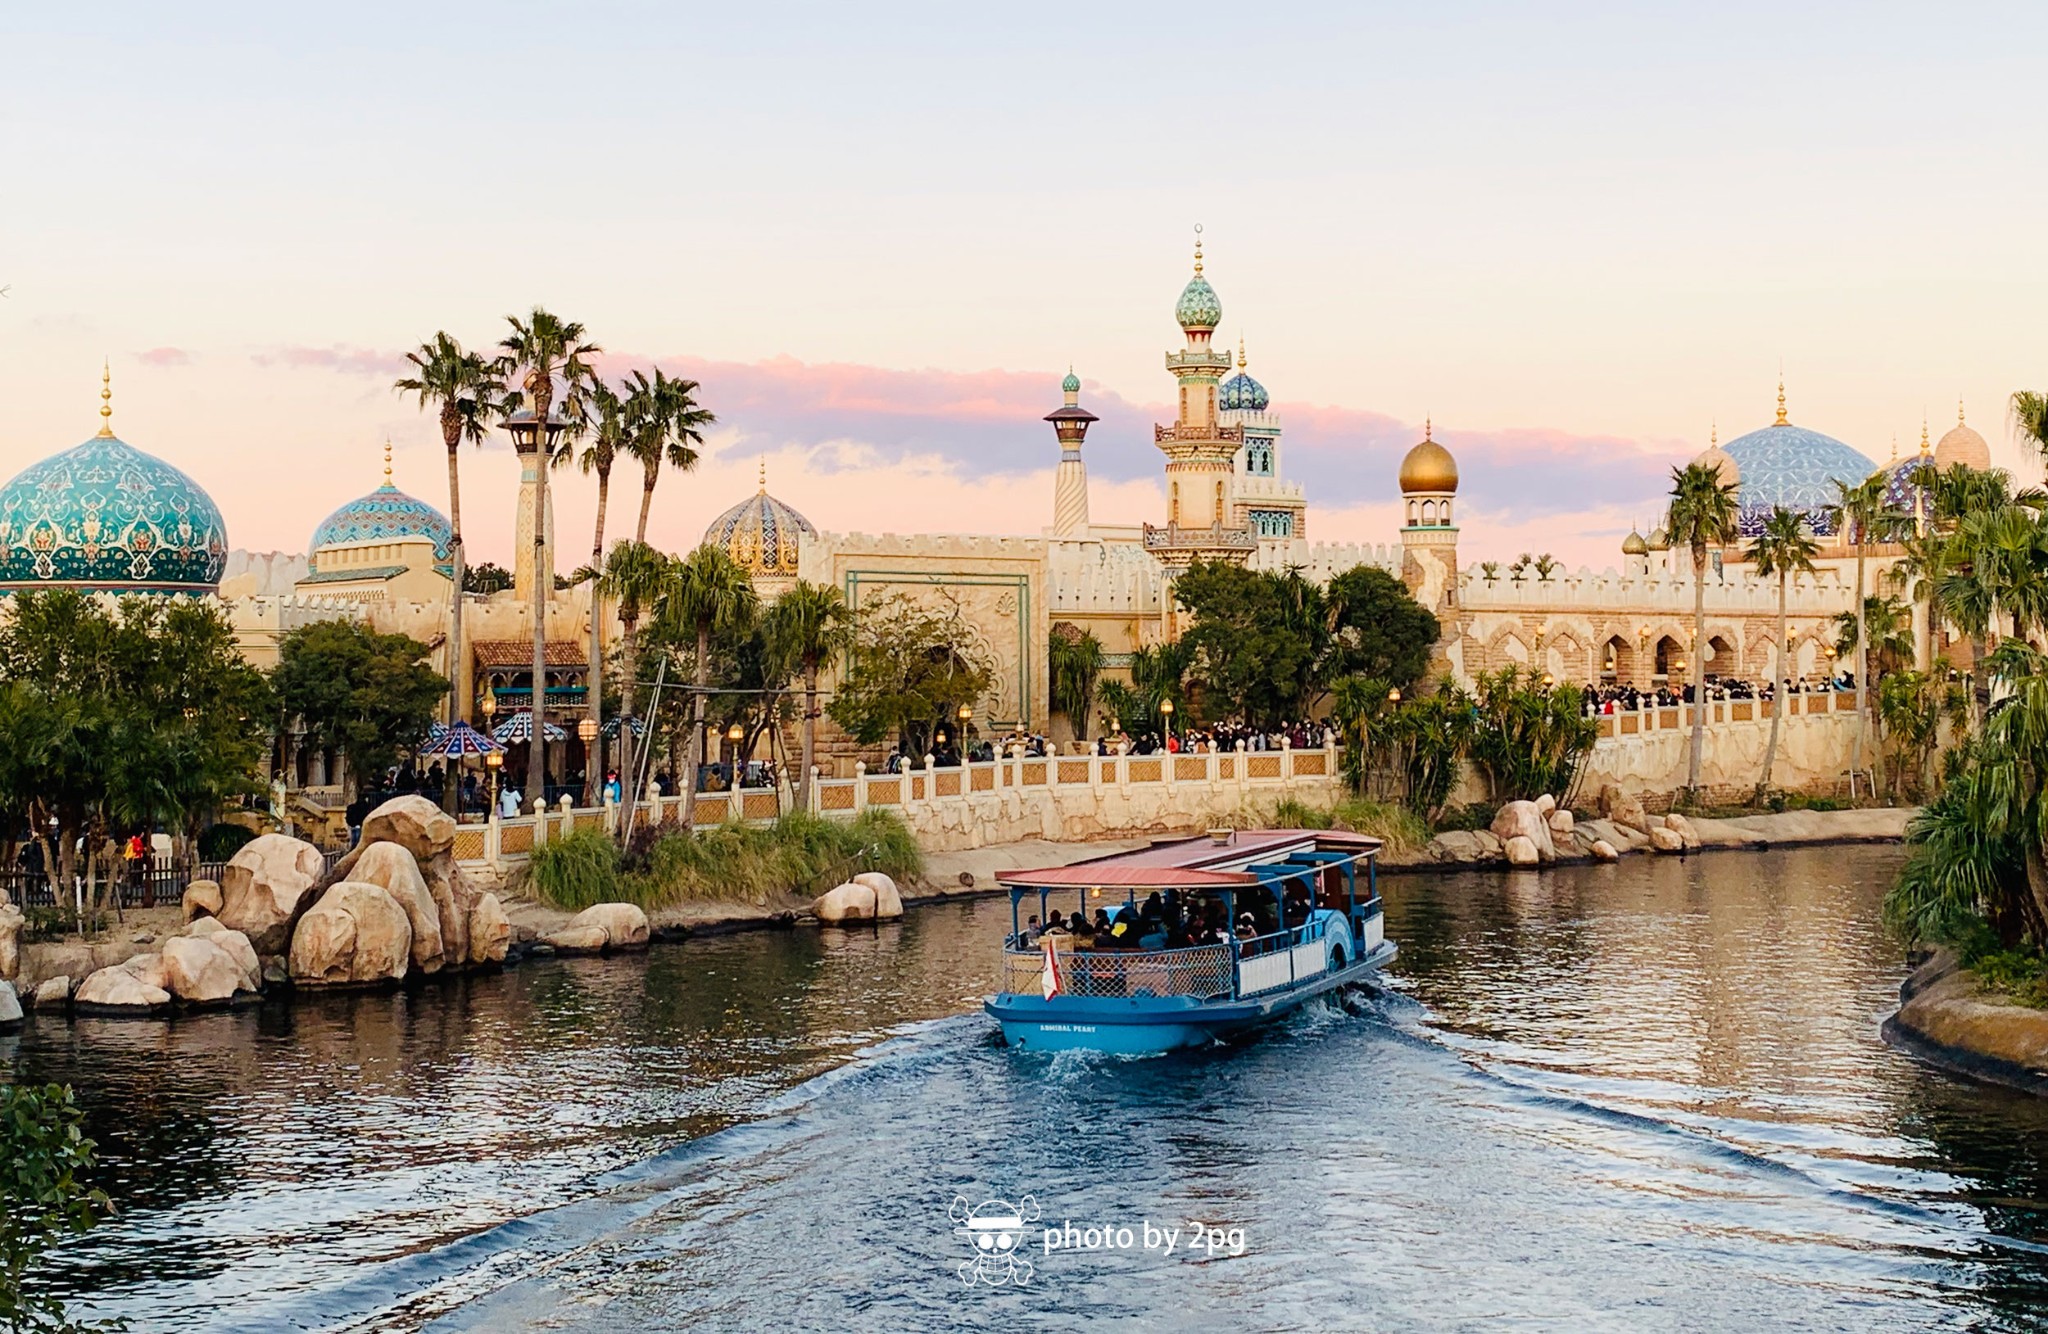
[1040,937,1064,998]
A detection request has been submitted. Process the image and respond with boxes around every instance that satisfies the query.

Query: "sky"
[5,2,2047,570]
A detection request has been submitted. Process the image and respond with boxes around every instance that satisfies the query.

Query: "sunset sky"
[6,2,2047,570]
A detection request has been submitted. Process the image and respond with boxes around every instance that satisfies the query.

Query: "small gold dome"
[1621,528,1649,556]
[1647,526,1670,551]
[1398,423,1458,494]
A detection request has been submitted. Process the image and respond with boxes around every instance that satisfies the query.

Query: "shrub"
[0,1083,117,1333]
[1260,797,1427,854]
[528,828,627,911]
[197,822,257,862]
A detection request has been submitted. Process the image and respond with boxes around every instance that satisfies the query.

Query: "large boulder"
[0,901,20,981]
[1430,831,1492,864]
[1534,794,1557,816]
[813,882,879,924]
[344,796,456,868]
[0,981,20,1026]
[852,872,905,920]
[31,976,70,1007]
[467,893,510,965]
[1490,801,1557,863]
[541,924,610,954]
[1661,812,1702,852]
[1504,835,1542,867]
[1547,809,1575,837]
[219,834,327,955]
[184,920,261,992]
[564,903,650,950]
[348,843,446,973]
[161,935,245,1005]
[1589,838,1620,862]
[289,881,412,986]
[1598,784,1652,836]
[75,965,170,1012]
[182,879,223,923]
[1649,826,1686,853]
[115,951,170,992]
[418,851,474,968]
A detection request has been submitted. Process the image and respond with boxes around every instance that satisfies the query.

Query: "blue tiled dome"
[704,487,815,578]
[0,433,228,593]
[1061,369,1081,395]
[1219,370,1269,412]
[1879,449,1937,515]
[309,483,453,572]
[1720,422,1876,538]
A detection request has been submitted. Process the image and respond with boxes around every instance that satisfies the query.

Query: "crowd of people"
[1580,673,1855,716]
[1018,882,1320,955]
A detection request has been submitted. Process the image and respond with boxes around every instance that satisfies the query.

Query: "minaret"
[1144,225,1255,574]
[1046,367,1097,538]
[511,422,557,603]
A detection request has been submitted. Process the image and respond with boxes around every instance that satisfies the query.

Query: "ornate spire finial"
[1889,432,1899,463]
[96,359,114,438]
[383,438,394,483]
[1710,420,1718,447]
[1919,416,1931,454]
[1959,397,1967,426]
[1193,223,1204,276]
[1237,336,1246,370]
[1774,374,1788,426]
[1424,416,1433,442]
[758,457,767,493]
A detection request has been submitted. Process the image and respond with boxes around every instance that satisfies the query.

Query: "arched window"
[1421,500,1437,524]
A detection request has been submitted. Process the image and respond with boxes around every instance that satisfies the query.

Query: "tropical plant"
[1324,563,1440,693]
[1479,561,1501,587]
[1833,594,1916,681]
[1877,669,1964,801]
[764,580,856,810]
[1827,472,1891,788]
[1095,680,1139,739]
[1047,627,1105,742]
[1465,667,1600,804]
[0,1083,117,1333]
[463,562,514,595]
[627,368,715,544]
[1664,461,1741,796]
[653,545,759,826]
[394,332,502,807]
[1332,676,1472,823]
[496,307,601,802]
[2012,390,2048,468]
[597,540,673,829]
[1532,553,1561,582]
[1749,505,1819,799]
[827,592,994,756]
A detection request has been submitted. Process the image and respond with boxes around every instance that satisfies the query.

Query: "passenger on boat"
[1091,908,1113,938]
[1067,912,1093,942]
[1235,913,1258,941]
[1023,915,1042,944]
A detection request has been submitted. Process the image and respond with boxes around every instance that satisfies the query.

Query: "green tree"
[1664,461,1741,797]
[1170,560,1327,726]
[628,368,715,544]
[1749,505,1819,799]
[0,1084,117,1334]
[1047,628,1104,742]
[577,377,637,804]
[764,580,855,810]
[1833,594,1916,680]
[1324,563,1439,691]
[597,540,674,827]
[1466,666,1600,803]
[394,331,501,809]
[827,592,993,756]
[271,620,447,802]
[653,546,759,826]
[463,562,513,595]
[1827,472,1891,787]
[496,307,601,803]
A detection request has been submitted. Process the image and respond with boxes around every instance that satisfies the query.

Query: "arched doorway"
[1599,635,1631,683]
[1654,635,1685,682]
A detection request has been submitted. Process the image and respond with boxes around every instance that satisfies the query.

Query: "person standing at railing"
[498,783,523,820]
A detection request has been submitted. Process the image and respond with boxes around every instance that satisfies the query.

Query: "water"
[15,845,2048,1331]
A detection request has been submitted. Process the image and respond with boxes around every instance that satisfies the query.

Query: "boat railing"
[1236,915,1338,997]
[1000,943,1235,1001]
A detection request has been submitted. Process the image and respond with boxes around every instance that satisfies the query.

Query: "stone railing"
[460,738,1344,871]
[1141,523,1260,554]
[1586,688,1855,739]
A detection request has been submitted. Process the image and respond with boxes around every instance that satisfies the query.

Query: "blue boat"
[985,829,1394,1055]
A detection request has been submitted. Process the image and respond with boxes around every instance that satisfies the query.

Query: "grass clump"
[1262,796,1429,855]
[530,809,925,913]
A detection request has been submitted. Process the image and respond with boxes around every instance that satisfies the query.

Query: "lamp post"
[485,750,503,818]
[501,408,569,810]
[957,703,973,765]
[579,716,600,808]
[727,722,746,789]
[1159,697,1175,747]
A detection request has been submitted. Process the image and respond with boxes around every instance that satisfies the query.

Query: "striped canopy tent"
[418,720,505,758]
[601,715,647,739]
[491,711,568,744]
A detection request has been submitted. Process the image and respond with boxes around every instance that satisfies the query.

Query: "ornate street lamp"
[485,750,504,817]
[957,703,973,764]
[727,722,746,788]
[579,716,600,808]
[1159,697,1175,745]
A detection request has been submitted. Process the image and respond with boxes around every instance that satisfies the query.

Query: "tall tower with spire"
[1045,368,1097,538]
[1218,338,1305,544]
[1143,226,1256,574]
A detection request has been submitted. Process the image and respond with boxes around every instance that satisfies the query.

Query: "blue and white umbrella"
[601,715,647,739]
[491,711,568,744]
[418,720,505,758]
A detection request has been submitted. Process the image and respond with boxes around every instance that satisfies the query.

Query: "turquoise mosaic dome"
[1219,369,1269,412]
[1720,422,1876,538]
[0,433,228,593]
[1175,274,1222,330]
[704,486,815,578]
[1061,369,1081,395]
[308,483,454,573]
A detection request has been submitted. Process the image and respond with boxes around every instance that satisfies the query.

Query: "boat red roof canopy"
[998,829,1380,891]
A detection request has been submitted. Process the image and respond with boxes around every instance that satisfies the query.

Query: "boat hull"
[987,941,1397,1055]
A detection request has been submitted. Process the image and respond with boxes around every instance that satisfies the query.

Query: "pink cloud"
[251,344,407,377]
[135,346,191,367]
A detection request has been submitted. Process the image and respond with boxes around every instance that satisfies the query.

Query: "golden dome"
[702,468,815,579]
[1621,528,1649,556]
[1935,402,1991,471]
[1398,421,1458,494]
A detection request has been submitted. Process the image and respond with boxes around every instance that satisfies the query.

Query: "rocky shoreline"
[1883,949,2048,1096]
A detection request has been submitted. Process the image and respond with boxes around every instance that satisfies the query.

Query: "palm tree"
[1048,629,1105,742]
[579,379,634,804]
[1889,526,1957,673]
[393,333,501,807]
[629,369,716,544]
[656,545,758,827]
[1827,473,1891,789]
[764,581,855,811]
[2012,390,2048,466]
[1749,506,1819,800]
[1664,461,1741,797]
[596,540,673,835]
[496,308,601,804]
